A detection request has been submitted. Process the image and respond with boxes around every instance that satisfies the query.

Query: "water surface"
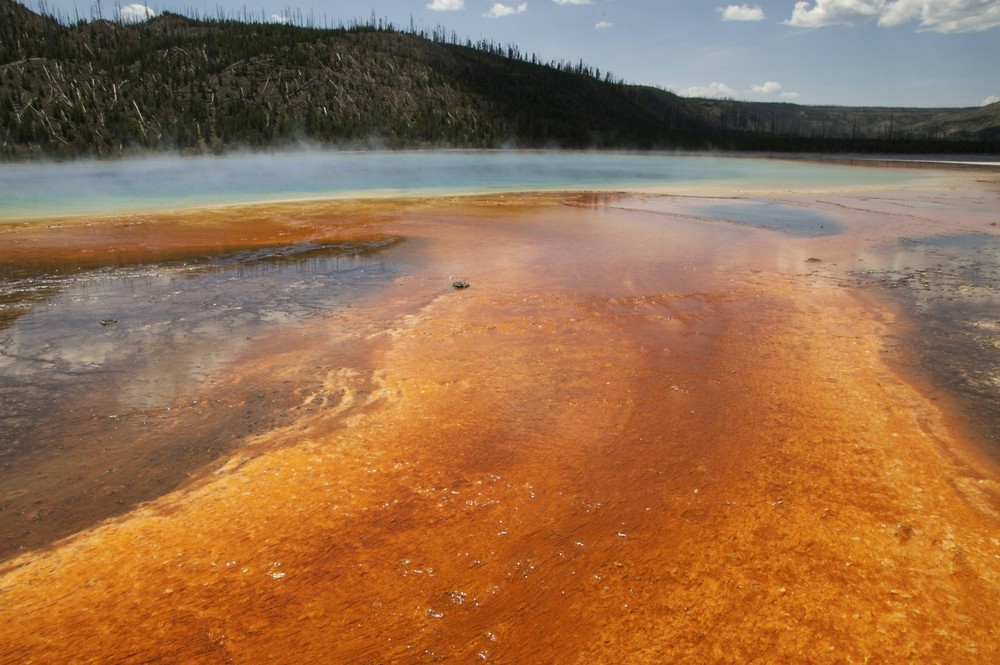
[698,200,844,237]
[0,151,934,219]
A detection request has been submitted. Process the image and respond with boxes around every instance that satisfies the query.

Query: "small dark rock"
[452,281,470,290]
[805,257,822,263]
[99,318,118,326]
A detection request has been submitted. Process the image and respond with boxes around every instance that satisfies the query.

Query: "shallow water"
[855,231,1000,454]
[0,237,402,557]
[698,199,845,237]
[1,240,398,409]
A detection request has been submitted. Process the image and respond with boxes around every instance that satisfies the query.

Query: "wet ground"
[0,236,401,558]
[1,177,999,663]
[853,231,1000,458]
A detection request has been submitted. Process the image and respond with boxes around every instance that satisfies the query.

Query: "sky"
[28,0,1000,108]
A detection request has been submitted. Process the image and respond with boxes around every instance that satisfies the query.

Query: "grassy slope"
[1,0,997,158]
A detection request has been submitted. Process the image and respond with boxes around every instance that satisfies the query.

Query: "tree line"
[1,0,996,159]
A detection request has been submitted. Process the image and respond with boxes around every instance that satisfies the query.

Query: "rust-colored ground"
[1,184,999,663]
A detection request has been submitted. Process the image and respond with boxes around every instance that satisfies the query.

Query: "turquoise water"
[0,150,930,219]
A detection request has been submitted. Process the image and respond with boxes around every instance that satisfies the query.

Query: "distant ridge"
[1,0,998,159]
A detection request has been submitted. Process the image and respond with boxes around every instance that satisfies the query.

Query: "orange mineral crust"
[0,200,405,273]
[1,190,999,663]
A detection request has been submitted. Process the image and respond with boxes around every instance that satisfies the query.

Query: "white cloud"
[879,0,1000,32]
[785,0,882,28]
[270,14,290,24]
[678,82,739,98]
[596,20,613,28]
[721,5,766,21]
[427,0,464,11]
[118,3,156,22]
[485,2,528,17]
[878,0,922,25]
[751,81,783,94]
[983,95,1000,106]
[553,0,593,4]
[785,0,1000,32]
[749,81,803,99]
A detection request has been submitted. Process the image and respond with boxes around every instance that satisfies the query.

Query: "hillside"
[692,98,1000,146]
[1,0,997,158]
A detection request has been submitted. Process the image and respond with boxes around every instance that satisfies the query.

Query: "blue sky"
[30,0,1000,108]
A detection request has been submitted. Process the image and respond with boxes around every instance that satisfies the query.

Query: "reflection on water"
[904,232,1000,250]
[856,232,1000,454]
[0,238,401,559]
[698,200,844,237]
[2,238,399,413]
[572,193,846,242]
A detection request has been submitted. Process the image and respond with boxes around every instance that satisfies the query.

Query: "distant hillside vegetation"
[1,0,998,158]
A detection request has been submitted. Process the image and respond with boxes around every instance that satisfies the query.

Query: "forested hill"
[2,0,998,159]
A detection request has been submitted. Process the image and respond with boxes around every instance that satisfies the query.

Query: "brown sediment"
[1,186,999,663]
